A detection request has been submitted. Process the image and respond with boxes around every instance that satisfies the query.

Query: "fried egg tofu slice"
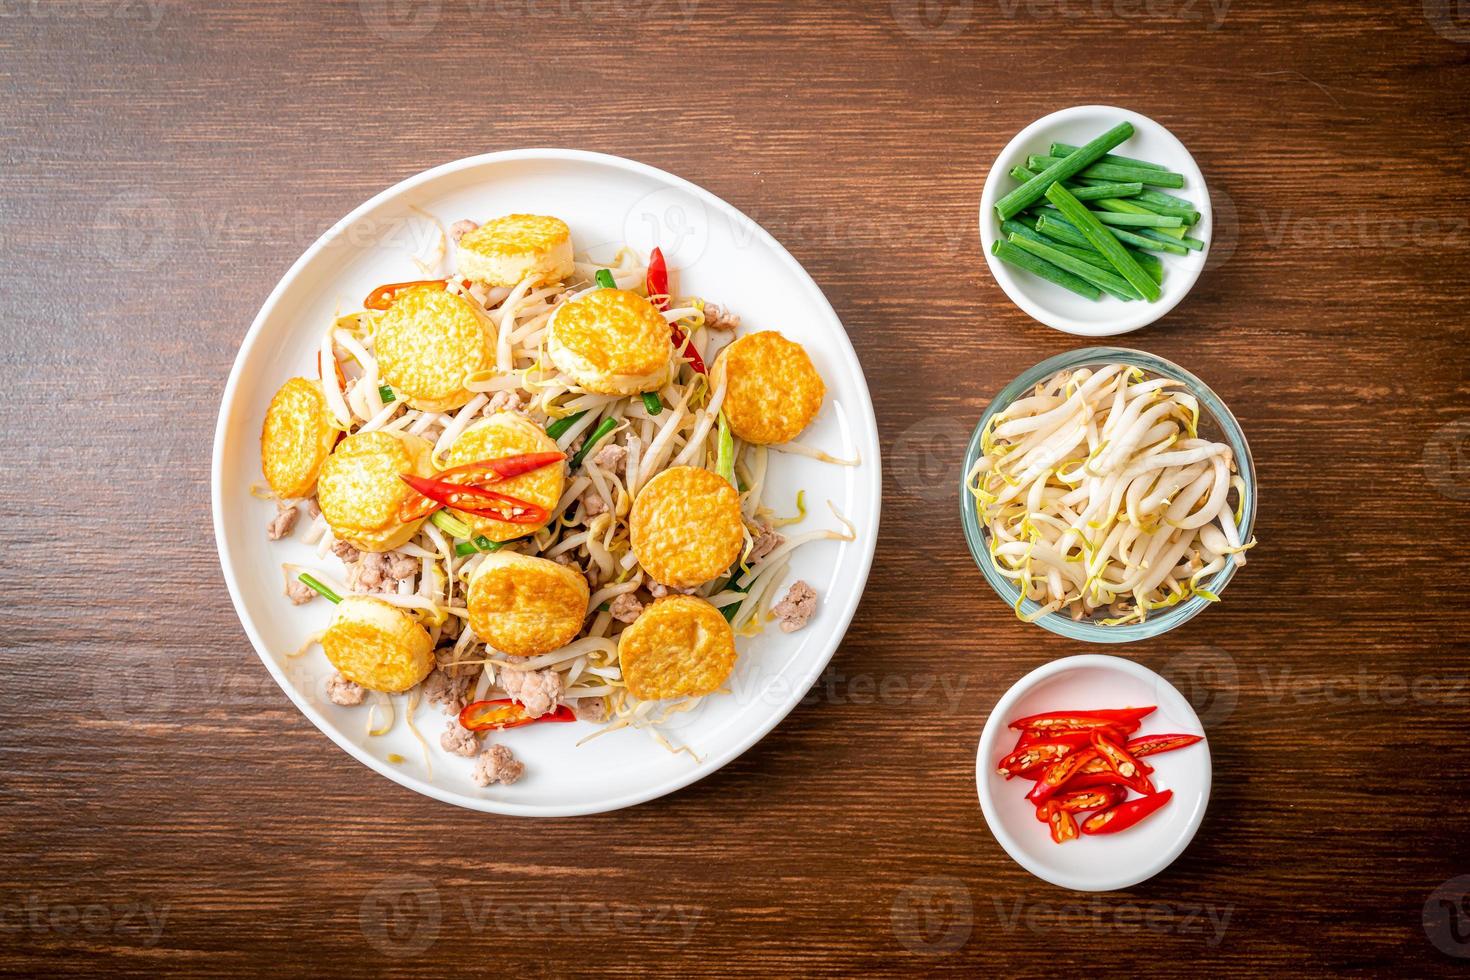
[260,377,339,499]
[374,286,492,413]
[547,288,673,396]
[442,413,564,543]
[630,466,745,589]
[467,553,590,657]
[316,430,435,553]
[321,596,434,693]
[618,596,737,701]
[712,330,825,445]
[457,214,575,288]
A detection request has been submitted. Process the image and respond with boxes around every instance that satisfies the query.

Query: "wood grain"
[1,0,1467,975]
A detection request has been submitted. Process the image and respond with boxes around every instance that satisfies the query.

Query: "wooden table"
[3,1,1467,975]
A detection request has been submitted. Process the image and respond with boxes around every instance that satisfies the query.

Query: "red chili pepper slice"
[1035,785,1127,821]
[996,731,1094,779]
[1080,789,1174,836]
[670,323,707,375]
[398,474,550,524]
[1091,730,1154,779]
[1009,706,1155,735]
[459,698,576,732]
[1038,747,1099,788]
[1043,802,1080,844]
[435,452,566,485]
[1026,765,1154,808]
[646,246,671,310]
[1126,733,1204,758]
[363,279,451,310]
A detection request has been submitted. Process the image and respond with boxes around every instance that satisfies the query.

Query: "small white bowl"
[979,105,1211,336]
[975,655,1211,891]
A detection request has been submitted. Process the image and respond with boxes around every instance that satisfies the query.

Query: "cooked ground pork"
[772,580,817,632]
[580,489,608,517]
[608,593,644,623]
[748,522,784,564]
[348,551,408,593]
[497,665,564,718]
[423,667,473,713]
[440,719,480,757]
[472,743,524,787]
[387,555,418,580]
[267,501,299,540]
[647,582,696,598]
[702,303,740,331]
[591,443,626,474]
[284,572,316,605]
[570,697,608,724]
[325,672,365,706]
[449,218,479,242]
[486,389,524,414]
[331,539,360,562]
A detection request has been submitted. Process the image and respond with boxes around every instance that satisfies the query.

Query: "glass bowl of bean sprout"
[960,347,1257,642]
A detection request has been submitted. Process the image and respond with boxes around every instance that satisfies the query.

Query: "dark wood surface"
[2,1,1467,975]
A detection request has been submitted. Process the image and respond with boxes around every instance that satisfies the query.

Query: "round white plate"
[979,105,1212,336]
[976,655,1211,891]
[211,149,882,816]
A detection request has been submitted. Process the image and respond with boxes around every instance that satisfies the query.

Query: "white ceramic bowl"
[975,655,1211,891]
[212,149,882,816]
[979,105,1211,336]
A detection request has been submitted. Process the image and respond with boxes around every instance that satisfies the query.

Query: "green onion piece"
[571,417,618,468]
[1050,141,1168,172]
[454,535,504,557]
[1044,183,1161,302]
[297,573,342,605]
[641,391,664,416]
[994,121,1134,220]
[1026,216,1164,279]
[990,239,1102,301]
[545,410,588,440]
[716,411,736,485]
[594,269,616,289]
[1091,211,1185,229]
[1079,182,1198,215]
[1027,155,1185,188]
[1005,234,1141,301]
[1037,212,1189,257]
[430,509,473,539]
[1009,165,1141,202]
[378,384,395,404]
[1137,228,1206,252]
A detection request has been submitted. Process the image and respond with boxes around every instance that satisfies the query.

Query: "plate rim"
[210,147,883,817]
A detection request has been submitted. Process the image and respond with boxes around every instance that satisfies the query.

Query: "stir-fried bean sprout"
[965,363,1255,626]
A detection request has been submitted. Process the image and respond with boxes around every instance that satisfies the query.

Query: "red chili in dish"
[459,698,575,732]
[1080,790,1174,836]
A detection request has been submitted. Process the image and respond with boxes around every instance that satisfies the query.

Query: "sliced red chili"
[1026,766,1154,808]
[1126,733,1204,758]
[363,278,450,310]
[459,698,576,732]
[1081,789,1174,836]
[435,452,565,485]
[1038,747,1099,788]
[1044,803,1080,844]
[398,474,550,524]
[1009,706,1155,736]
[1036,785,1127,820]
[670,323,707,375]
[1091,730,1153,779]
[997,731,1094,779]
[646,246,670,310]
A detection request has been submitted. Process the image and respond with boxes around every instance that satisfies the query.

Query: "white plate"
[975,655,1211,891]
[979,105,1211,336]
[211,149,882,816]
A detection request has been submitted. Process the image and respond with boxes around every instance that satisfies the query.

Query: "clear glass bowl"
[959,347,1257,643]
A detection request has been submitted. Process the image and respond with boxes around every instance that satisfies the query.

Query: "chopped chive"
[571,417,618,468]
[716,411,735,485]
[594,269,617,289]
[545,410,588,440]
[1007,220,1162,283]
[1049,141,1169,172]
[378,384,395,403]
[1009,165,1141,202]
[1137,228,1206,252]
[1028,215,1166,275]
[1028,155,1185,188]
[1044,183,1161,302]
[430,510,473,539]
[641,391,664,416]
[454,535,504,557]
[1038,213,1189,256]
[995,121,1134,220]
[1005,234,1141,301]
[990,239,1102,301]
[297,573,342,604]
[1091,211,1185,229]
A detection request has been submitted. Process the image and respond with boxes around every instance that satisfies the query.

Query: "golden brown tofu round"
[712,330,825,445]
[260,377,339,499]
[321,596,434,693]
[457,214,575,287]
[630,466,745,589]
[316,430,435,553]
[374,286,492,413]
[441,413,564,542]
[467,552,589,657]
[547,288,673,395]
[617,596,737,701]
